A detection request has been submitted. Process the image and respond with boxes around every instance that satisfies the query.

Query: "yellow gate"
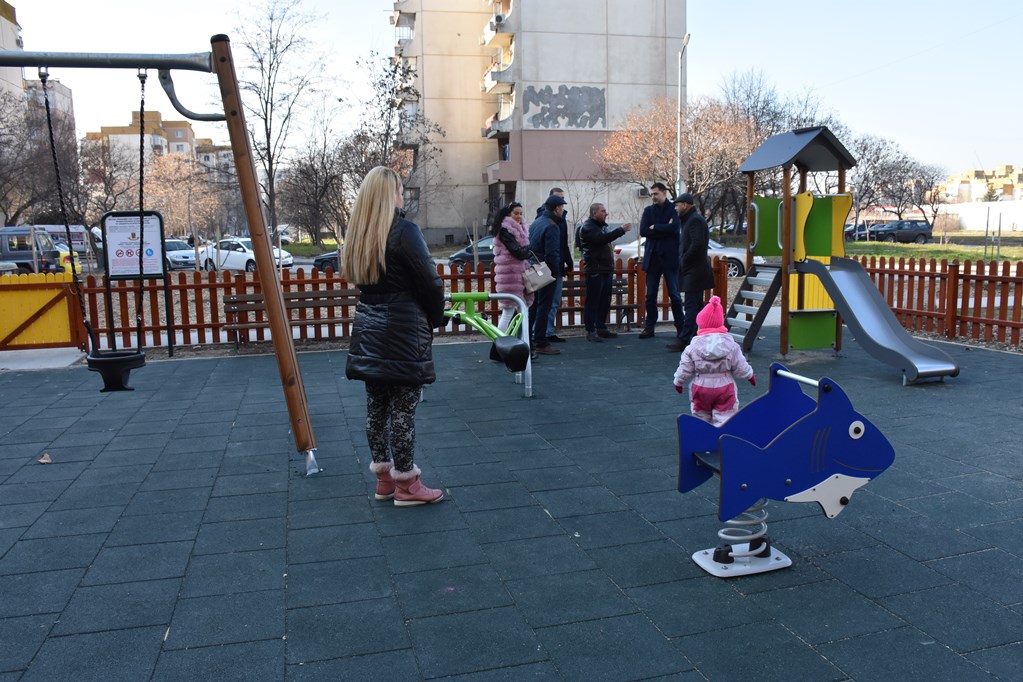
[0,272,85,350]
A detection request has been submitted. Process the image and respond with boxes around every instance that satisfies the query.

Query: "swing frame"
[0,36,321,475]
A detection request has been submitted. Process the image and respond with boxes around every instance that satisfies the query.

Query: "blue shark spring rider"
[678,363,895,577]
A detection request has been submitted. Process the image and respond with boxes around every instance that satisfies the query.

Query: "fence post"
[945,260,959,340]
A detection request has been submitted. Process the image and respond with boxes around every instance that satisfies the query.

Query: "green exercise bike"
[444,291,533,397]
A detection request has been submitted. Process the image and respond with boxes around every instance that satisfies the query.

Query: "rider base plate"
[692,542,792,578]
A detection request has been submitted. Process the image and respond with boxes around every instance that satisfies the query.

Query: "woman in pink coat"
[672,295,756,426]
[490,202,534,331]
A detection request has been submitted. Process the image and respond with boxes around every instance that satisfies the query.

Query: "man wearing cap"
[536,187,573,344]
[668,192,715,351]
[527,194,568,355]
[638,182,683,340]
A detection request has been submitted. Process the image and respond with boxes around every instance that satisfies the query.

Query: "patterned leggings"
[365,382,421,473]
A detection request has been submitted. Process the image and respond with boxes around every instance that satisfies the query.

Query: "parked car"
[54,242,81,273]
[0,260,17,276]
[164,239,197,270]
[612,237,764,278]
[868,220,931,244]
[448,236,495,272]
[313,250,340,274]
[0,225,64,274]
[198,237,294,272]
[844,223,869,241]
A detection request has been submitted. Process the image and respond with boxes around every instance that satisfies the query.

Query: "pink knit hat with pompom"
[696,296,727,335]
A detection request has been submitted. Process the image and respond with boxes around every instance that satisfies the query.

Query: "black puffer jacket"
[578,217,626,274]
[346,213,446,386]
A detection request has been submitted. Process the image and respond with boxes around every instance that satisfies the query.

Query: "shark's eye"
[849,420,865,439]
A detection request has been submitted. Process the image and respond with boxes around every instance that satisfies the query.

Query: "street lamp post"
[676,33,691,198]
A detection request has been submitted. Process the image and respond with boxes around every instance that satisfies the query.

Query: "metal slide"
[795,257,959,383]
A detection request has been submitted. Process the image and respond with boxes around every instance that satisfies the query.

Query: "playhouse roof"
[739,126,856,173]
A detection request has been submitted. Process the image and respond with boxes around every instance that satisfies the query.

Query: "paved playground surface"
[1,326,1021,680]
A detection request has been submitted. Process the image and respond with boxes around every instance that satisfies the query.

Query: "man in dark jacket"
[638,182,683,340]
[527,194,567,355]
[536,187,573,343]
[669,193,715,351]
[578,203,631,342]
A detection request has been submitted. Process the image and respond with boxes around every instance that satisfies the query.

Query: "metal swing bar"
[0,36,320,475]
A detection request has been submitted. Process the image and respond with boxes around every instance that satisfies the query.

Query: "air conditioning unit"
[637,186,650,197]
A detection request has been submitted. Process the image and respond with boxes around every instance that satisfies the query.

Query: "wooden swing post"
[210,35,320,475]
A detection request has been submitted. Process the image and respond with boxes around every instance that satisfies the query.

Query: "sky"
[13,0,1023,175]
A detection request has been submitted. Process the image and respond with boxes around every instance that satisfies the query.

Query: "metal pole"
[210,35,320,476]
[675,33,691,198]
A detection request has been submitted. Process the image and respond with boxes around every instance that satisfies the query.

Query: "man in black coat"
[638,182,683,340]
[536,187,573,343]
[527,194,568,355]
[577,203,632,341]
[668,193,715,351]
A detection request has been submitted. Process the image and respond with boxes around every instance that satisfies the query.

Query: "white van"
[35,224,89,255]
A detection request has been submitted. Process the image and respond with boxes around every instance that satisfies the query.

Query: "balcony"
[481,13,512,48]
[481,111,513,139]
[482,59,513,94]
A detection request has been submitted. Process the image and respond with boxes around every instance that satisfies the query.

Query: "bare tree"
[0,92,79,226]
[145,154,221,240]
[235,0,320,240]
[278,111,348,247]
[908,161,947,238]
[77,135,139,226]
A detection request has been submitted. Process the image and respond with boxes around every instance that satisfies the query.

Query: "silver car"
[164,239,197,271]
[612,237,764,277]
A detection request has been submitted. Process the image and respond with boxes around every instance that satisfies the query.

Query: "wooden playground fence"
[2,257,1020,351]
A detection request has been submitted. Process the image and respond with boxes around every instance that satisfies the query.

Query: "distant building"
[390,0,688,245]
[943,165,1022,203]
[85,111,197,161]
[0,1,22,100]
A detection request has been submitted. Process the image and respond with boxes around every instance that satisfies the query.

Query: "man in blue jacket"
[527,194,567,355]
[638,182,683,341]
[535,187,573,343]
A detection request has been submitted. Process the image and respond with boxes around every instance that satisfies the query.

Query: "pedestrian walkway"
[1,326,1021,680]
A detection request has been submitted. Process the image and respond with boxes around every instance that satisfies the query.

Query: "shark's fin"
[785,473,871,518]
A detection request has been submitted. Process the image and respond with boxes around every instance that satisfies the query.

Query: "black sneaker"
[586,331,603,342]
[638,328,655,339]
[665,340,686,352]
[547,335,567,343]
[596,329,618,339]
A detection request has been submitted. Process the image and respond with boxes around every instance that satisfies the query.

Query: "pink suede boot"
[391,465,444,507]
[370,462,395,501]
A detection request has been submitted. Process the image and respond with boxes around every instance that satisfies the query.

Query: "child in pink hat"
[672,295,755,426]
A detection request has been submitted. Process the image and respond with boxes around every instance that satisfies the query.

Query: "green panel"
[751,196,783,258]
[788,310,837,350]
[802,197,833,257]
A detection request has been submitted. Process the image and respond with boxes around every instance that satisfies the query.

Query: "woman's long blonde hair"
[343,166,400,285]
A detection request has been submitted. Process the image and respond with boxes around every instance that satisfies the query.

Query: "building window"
[175,130,183,138]
[175,144,186,152]
[403,187,420,214]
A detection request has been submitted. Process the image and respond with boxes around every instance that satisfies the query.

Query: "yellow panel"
[831,193,853,258]
[788,257,835,310]
[0,272,74,346]
[793,191,814,262]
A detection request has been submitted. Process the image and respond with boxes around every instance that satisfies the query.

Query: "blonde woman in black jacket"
[344,166,446,506]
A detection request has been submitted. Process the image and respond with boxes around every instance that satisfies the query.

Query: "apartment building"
[944,165,1022,203]
[391,0,688,245]
[85,111,198,162]
[0,0,21,99]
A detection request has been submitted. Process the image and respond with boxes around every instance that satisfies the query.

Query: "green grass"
[843,240,1023,262]
[285,240,338,257]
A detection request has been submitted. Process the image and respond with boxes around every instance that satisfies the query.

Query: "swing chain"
[38,67,92,342]
[135,70,147,342]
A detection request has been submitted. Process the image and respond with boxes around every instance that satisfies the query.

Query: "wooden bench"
[559,276,639,331]
[223,288,360,345]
